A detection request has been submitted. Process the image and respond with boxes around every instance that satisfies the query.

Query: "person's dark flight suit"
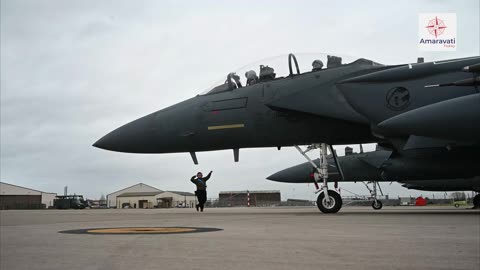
[191,172,211,211]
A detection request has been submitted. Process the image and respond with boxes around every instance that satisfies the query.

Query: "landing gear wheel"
[473,194,480,209]
[317,190,342,213]
[372,200,383,210]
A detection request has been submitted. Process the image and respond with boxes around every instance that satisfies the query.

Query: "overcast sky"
[1,0,479,201]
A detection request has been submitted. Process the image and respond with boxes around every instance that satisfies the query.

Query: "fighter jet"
[94,53,480,213]
[266,146,480,210]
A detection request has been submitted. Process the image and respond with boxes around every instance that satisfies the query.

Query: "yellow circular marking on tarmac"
[87,227,197,234]
[60,226,222,235]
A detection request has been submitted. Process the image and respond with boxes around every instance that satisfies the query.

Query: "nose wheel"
[317,190,342,213]
[372,200,383,210]
[363,181,384,210]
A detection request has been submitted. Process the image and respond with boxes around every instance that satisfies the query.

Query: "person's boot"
[195,204,199,211]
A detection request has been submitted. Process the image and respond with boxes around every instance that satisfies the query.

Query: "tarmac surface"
[1,206,479,270]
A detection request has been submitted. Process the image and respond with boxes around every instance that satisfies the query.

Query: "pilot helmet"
[245,70,258,80]
[312,60,324,70]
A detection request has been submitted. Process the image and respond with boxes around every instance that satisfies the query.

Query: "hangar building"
[116,191,196,209]
[219,190,281,207]
[0,182,57,209]
[107,183,196,209]
[106,183,162,208]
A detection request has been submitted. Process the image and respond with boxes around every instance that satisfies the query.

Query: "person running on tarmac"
[191,171,212,212]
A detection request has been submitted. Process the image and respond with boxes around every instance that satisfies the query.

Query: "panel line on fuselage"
[207,124,245,130]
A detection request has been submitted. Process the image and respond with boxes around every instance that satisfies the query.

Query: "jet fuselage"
[94,55,480,155]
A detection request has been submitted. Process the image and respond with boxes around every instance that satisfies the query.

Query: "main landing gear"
[294,143,342,213]
[363,181,384,210]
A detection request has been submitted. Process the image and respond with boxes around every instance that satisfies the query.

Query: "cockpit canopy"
[201,53,382,95]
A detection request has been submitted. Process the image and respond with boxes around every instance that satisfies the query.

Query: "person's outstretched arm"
[190,175,196,184]
[203,171,213,181]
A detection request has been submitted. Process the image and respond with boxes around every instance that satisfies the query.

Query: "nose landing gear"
[294,143,343,214]
[372,200,383,210]
[363,181,384,210]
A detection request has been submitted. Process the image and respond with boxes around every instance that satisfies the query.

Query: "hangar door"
[0,195,43,209]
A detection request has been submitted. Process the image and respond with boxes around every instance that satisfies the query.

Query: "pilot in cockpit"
[312,60,324,71]
[245,70,258,86]
[231,73,242,88]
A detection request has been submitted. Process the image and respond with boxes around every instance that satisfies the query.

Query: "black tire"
[473,194,480,209]
[454,203,460,208]
[372,200,383,210]
[317,190,342,213]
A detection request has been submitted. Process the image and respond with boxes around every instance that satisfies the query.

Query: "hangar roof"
[112,188,194,198]
[117,191,163,197]
[107,183,162,196]
[0,181,56,195]
[166,191,195,196]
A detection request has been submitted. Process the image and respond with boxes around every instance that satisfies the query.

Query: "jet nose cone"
[266,168,303,183]
[92,137,105,149]
[93,113,156,153]
[267,162,316,183]
[92,133,117,151]
[266,171,286,182]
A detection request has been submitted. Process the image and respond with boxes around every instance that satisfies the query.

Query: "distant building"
[0,182,57,209]
[399,197,414,206]
[116,191,196,209]
[106,183,162,208]
[219,190,281,207]
[157,191,196,208]
[117,191,163,209]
